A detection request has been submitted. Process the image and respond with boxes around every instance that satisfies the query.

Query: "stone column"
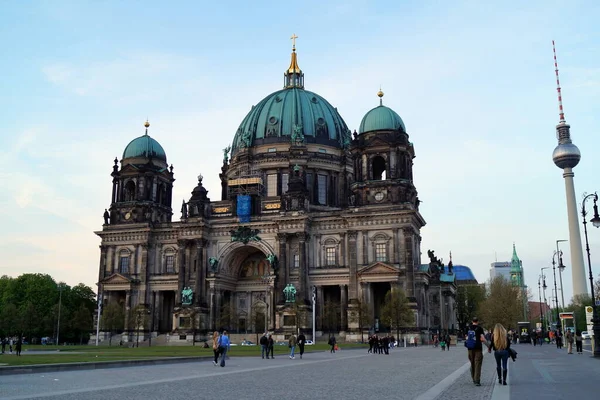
[140,244,149,305]
[402,228,415,298]
[317,286,324,330]
[362,231,368,265]
[297,232,307,300]
[340,284,347,330]
[195,240,205,306]
[315,234,322,268]
[215,289,223,328]
[393,228,400,264]
[185,245,192,285]
[348,231,358,300]
[209,288,215,330]
[276,233,288,303]
[98,245,108,282]
[124,290,131,334]
[176,240,187,305]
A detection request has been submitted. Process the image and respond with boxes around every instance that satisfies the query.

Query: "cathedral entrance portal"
[371,282,391,332]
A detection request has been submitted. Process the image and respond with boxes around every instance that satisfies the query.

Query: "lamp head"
[591,195,600,228]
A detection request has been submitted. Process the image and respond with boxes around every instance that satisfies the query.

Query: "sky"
[1,0,600,306]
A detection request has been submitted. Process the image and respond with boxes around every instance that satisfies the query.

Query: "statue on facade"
[181,200,188,219]
[222,145,231,164]
[230,226,261,244]
[291,124,304,145]
[266,253,278,270]
[283,284,297,303]
[209,257,219,272]
[103,209,110,225]
[348,194,356,206]
[181,287,193,306]
[240,130,252,148]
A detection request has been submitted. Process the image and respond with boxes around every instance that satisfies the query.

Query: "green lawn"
[0,343,367,366]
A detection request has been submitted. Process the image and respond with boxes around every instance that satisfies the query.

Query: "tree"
[217,301,237,332]
[128,305,150,347]
[380,289,414,339]
[287,298,309,335]
[101,302,125,345]
[347,299,372,343]
[249,303,267,337]
[0,303,18,337]
[455,284,485,333]
[72,303,93,345]
[477,277,523,331]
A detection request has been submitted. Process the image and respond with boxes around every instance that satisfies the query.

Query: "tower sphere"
[553,142,581,169]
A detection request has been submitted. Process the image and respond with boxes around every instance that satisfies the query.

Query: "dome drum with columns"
[94,38,455,345]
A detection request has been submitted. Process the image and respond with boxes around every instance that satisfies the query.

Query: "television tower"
[551,40,587,297]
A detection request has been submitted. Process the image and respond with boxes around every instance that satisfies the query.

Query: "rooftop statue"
[283,283,297,303]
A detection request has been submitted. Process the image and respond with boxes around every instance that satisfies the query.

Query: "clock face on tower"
[374,192,385,201]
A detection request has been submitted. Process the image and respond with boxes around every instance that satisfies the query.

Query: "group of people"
[1,337,22,356]
[432,333,452,351]
[211,330,231,367]
[367,334,395,354]
[258,332,310,359]
[466,317,513,387]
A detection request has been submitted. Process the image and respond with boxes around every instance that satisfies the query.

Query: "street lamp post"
[556,240,568,309]
[541,267,550,331]
[538,275,544,338]
[581,192,600,357]
[95,293,103,346]
[312,286,316,343]
[552,251,562,334]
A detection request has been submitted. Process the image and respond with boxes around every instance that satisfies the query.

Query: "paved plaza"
[1,343,598,400]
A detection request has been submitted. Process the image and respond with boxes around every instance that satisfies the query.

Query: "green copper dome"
[122,133,167,162]
[359,105,406,134]
[231,87,350,155]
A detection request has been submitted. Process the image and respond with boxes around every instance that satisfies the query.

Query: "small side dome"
[122,121,167,162]
[359,105,406,134]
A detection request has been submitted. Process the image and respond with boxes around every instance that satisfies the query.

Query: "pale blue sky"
[1,0,599,304]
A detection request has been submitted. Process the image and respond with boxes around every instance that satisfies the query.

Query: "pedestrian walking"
[15,337,22,357]
[566,330,574,354]
[575,330,583,354]
[218,330,231,367]
[1,337,5,354]
[9,338,13,354]
[328,335,337,353]
[488,323,510,386]
[260,332,268,359]
[446,334,451,351]
[465,317,488,387]
[211,331,220,366]
[288,333,297,359]
[267,334,274,359]
[297,332,306,359]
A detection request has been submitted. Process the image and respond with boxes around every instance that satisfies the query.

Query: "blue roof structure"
[452,265,477,282]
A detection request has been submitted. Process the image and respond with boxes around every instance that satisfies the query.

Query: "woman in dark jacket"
[488,323,511,385]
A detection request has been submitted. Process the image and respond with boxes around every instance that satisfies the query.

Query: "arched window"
[372,156,386,180]
[124,180,136,201]
[118,249,131,275]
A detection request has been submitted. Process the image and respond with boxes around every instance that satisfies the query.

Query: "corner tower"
[107,121,175,225]
[350,90,419,209]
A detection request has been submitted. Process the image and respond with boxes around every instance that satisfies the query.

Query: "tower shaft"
[563,168,587,296]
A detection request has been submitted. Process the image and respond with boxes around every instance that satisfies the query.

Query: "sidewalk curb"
[0,356,213,376]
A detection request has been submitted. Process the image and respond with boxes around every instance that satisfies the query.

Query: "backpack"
[465,328,477,350]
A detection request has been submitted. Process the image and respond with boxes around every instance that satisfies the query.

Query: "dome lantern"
[284,33,304,89]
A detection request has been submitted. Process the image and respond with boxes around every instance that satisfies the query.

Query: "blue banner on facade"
[237,195,251,223]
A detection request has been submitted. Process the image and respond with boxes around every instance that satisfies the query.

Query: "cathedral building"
[95,41,456,342]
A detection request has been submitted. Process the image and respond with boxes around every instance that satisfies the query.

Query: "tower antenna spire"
[553,40,566,123]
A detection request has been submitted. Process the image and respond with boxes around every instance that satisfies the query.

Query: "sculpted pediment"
[101,273,132,284]
[358,262,398,276]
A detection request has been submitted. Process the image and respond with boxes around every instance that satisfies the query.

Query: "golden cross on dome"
[290,33,298,49]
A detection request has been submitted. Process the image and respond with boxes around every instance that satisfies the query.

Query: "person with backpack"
[488,323,511,385]
[465,317,489,386]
